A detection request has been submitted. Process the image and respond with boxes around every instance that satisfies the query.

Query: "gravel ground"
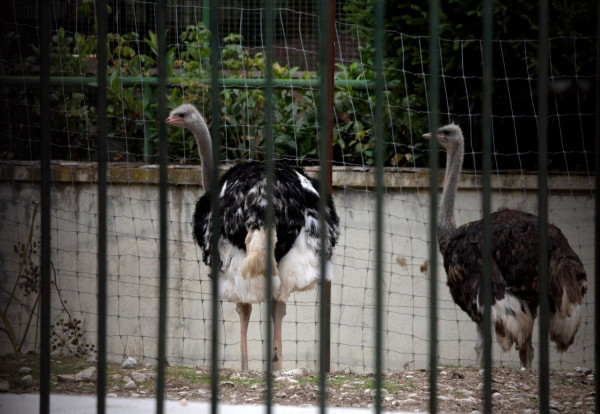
[0,354,595,413]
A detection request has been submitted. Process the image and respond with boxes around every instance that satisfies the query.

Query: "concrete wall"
[0,162,595,372]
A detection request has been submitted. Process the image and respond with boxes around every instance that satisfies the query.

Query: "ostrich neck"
[438,142,464,243]
[189,119,213,191]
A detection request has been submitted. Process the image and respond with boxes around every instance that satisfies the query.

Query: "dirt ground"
[0,353,595,413]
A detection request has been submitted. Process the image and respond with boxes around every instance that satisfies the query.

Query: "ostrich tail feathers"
[549,257,587,351]
[242,228,279,279]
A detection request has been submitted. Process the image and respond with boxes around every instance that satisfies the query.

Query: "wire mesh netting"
[0,1,595,372]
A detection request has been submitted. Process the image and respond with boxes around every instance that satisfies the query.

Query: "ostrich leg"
[236,303,252,371]
[271,299,287,371]
[475,325,484,366]
[519,337,534,370]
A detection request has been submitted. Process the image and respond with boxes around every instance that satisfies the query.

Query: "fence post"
[39,0,52,412]
[427,0,441,412]
[96,0,108,413]
[537,0,550,411]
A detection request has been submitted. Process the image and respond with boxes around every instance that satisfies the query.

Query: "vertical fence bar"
[373,0,384,413]
[264,0,275,410]
[318,0,334,411]
[427,0,440,412]
[96,0,108,413]
[209,1,222,413]
[324,0,336,373]
[595,1,600,413]
[481,0,493,413]
[537,0,550,411]
[156,1,168,414]
[39,0,52,412]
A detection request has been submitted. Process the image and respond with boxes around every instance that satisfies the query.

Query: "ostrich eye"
[178,113,186,118]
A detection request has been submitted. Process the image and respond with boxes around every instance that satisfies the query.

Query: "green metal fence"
[15,0,600,413]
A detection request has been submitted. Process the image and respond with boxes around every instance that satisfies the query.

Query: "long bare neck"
[438,141,464,243]
[189,117,213,191]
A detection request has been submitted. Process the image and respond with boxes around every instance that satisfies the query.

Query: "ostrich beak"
[165,116,178,125]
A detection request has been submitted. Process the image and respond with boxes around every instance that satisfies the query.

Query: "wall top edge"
[0,161,594,192]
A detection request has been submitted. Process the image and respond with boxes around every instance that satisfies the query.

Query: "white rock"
[575,366,592,375]
[219,381,234,387]
[57,374,77,382]
[123,380,137,390]
[288,379,299,384]
[122,357,138,369]
[491,392,502,399]
[106,393,118,398]
[19,367,32,375]
[130,393,140,397]
[131,371,147,383]
[274,376,287,383]
[282,368,305,377]
[21,375,33,385]
[196,389,208,396]
[75,367,97,382]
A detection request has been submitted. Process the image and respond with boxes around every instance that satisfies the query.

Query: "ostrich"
[424,123,587,369]
[166,103,339,371]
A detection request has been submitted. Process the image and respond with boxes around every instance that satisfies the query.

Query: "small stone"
[451,404,459,411]
[274,376,287,383]
[122,357,137,369]
[288,379,299,384]
[123,380,137,390]
[491,392,502,399]
[405,375,415,379]
[21,375,33,386]
[0,381,9,392]
[130,393,140,397]
[383,396,394,403]
[196,390,208,396]
[478,369,485,377]
[19,367,32,375]
[131,372,147,383]
[106,393,118,398]
[219,381,234,387]
[341,384,353,389]
[510,393,530,400]
[111,374,121,380]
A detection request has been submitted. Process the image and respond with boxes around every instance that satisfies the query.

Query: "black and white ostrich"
[166,103,340,371]
[424,123,587,369]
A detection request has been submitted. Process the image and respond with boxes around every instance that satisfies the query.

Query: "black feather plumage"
[193,161,339,273]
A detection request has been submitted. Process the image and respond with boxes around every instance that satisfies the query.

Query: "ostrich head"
[422,123,464,151]
[166,103,205,130]
[166,103,213,190]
